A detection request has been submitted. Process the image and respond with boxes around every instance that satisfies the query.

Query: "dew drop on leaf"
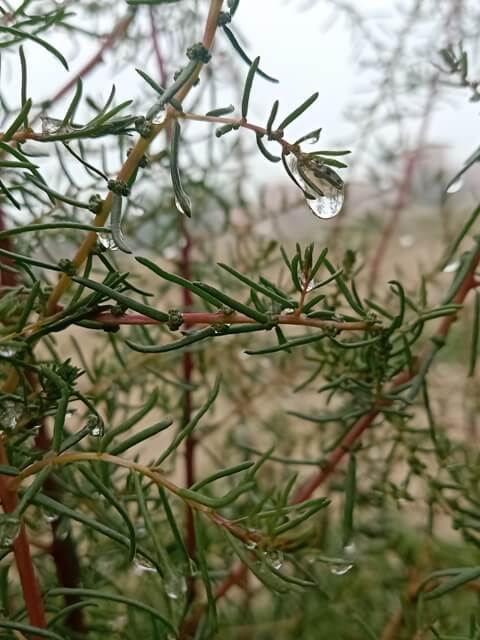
[267,549,284,570]
[443,259,460,273]
[0,514,21,548]
[174,196,192,217]
[86,414,104,437]
[133,555,157,574]
[0,400,21,431]
[98,232,118,251]
[43,510,59,524]
[343,541,357,557]
[329,561,353,576]
[152,110,167,125]
[41,115,62,134]
[245,540,257,551]
[446,177,464,194]
[164,572,187,600]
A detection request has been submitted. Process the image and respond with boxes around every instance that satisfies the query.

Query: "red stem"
[0,440,46,636]
[0,207,46,635]
[89,311,374,333]
[149,7,168,87]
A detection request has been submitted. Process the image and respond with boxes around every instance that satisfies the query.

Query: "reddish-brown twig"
[0,207,46,636]
[0,439,46,637]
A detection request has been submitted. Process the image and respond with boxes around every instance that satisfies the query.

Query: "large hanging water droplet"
[288,155,344,219]
[164,572,187,600]
[0,514,21,548]
[133,555,157,574]
[446,177,463,194]
[98,231,118,251]
[86,414,104,438]
[305,188,344,219]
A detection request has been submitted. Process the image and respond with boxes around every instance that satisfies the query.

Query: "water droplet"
[267,549,284,571]
[0,400,21,431]
[164,572,187,600]
[0,514,21,548]
[54,518,71,541]
[129,205,145,218]
[283,307,295,314]
[245,540,257,551]
[343,541,356,558]
[41,115,62,134]
[174,196,192,217]
[399,234,416,248]
[306,189,344,219]
[152,110,167,125]
[135,526,146,539]
[86,414,104,438]
[443,259,460,273]
[98,232,118,251]
[43,510,59,524]
[446,177,464,194]
[188,558,198,576]
[288,154,345,219]
[329,561,353,576]
[133,555,157,574]
[213,323,230,334]
[0,346,15,357]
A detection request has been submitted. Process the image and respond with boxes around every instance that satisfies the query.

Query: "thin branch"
[9,451,270,549]
[91,311,377,332]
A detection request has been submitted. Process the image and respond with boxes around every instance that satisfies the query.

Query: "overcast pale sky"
[234,0,480,173]
[5,0,479,182]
